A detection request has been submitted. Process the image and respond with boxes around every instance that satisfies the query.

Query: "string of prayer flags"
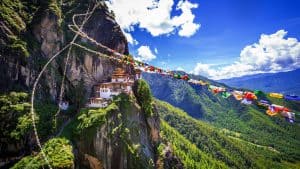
[280,111,296,123]
[241,98,253,105]
[257,100,270,109]
[284,95,300,101]
[181,75,190,81]
[254,90,264,97]
[173,74,182,79]
[243,92,257,101]
[266,104,290,116]
[232,90,244,101]
[269,93,284,99]
[221,91,232,98]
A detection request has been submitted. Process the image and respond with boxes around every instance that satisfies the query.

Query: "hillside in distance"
[156,99,300,169]
[143,71,300,168]
[218,69,300,95]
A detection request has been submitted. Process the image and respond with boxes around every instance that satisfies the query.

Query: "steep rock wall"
[75,97,160,169]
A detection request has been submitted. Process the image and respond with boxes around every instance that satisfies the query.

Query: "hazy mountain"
[218,69,300,95]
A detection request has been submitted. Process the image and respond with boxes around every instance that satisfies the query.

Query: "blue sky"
[106,0,300,79]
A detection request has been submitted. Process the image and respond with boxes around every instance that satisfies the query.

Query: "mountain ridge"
[218,69,300,95]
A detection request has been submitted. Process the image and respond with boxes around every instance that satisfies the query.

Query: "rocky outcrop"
[76,98,160,169]
[0,1,129,99]
[83,4,129,55]
[32,10,62,58]
[162,144,184,169]
[85,154,104,169]
[65,2,130,99]
[147,106,161,143]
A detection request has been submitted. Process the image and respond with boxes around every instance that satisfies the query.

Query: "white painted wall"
[100,88,112,99]
[87,102,107,108]
[127,86,131,92]
[112,77,127,82]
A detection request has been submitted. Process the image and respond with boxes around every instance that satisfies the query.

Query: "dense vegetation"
[144,73,300,161]
[160,120,228,169]
[0,92,31,143]
[0,91,73,169]
[61,101,118,140]
[12,138,74,169]
[133,79,154,117]
[156,99,300,169]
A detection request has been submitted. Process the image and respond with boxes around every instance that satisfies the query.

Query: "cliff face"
[0,0,130,100]
[0,0,132,167]
[75,95,160,169]
[64,1,131,99]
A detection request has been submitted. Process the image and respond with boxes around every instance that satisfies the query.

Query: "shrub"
[12,138,74,169]
[133,79,153,117]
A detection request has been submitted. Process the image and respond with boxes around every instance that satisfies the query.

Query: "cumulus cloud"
[191,30,300,80]
[135,45,157,62]
[172,0,200,37]
[190,63,216,77]
[106,0,200,37]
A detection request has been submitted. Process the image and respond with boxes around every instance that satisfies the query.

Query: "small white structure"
[59,101,69,110]
[87,98,108,108]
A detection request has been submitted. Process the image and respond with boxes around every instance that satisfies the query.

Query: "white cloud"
[135,45,157,62]
[190,63,217,77]
[124,31,139,45]
[176,67,185,71]
[106,0,200,37]
[191,30,300,80]
[172,0,200,37]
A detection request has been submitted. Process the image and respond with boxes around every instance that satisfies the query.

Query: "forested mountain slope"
[156,100,300,169]
[143,72,300,168]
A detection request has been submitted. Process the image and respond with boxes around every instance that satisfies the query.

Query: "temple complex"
[86,68,142,108]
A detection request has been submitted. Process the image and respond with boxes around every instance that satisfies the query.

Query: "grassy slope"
[156,99,300,169]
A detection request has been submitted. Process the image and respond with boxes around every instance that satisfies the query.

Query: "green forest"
[156,99,300,169]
